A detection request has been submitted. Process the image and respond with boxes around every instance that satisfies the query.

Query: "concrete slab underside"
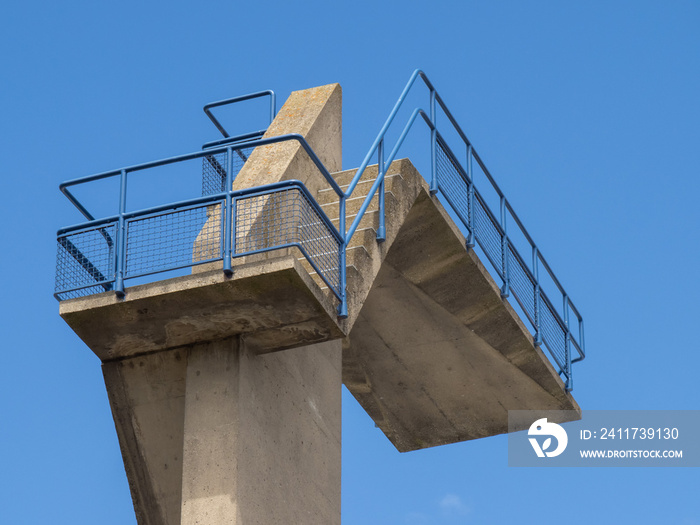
[59,254,342,361]
[342,190,579,452]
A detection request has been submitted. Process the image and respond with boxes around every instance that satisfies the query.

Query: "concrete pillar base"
[103,338,341,525]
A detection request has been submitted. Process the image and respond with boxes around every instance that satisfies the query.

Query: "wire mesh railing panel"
[432,135,573,382]
[436,138,470,227]
[508,245,536,324]
[296,191,341,296]
[234,188,341,296]
[55,223,116,300]
[202,151,229,196]
[539,292,567,372]
[125,203,221,278]
[473,191,504,279]
[202,147,254,196]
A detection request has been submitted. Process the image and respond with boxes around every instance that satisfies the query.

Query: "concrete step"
[321,192,399,227]
[328,168,364,189]
[327,161,407,188]
[299,164,417,304]
[316,173,407,206]
[301,260,366,295]
[298,185,409,297]
[331,209,379,234]
[297,227,377,292]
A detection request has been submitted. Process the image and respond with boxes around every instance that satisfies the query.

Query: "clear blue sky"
[2,1,699,523]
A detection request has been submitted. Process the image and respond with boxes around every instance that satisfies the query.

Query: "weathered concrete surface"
[181,338,341,525]
[341,180,580,451]
[194,83,342,268]
[233,83,342,194]
[60,254,342,361]
[102,338,341,525]
[103,350,187,525]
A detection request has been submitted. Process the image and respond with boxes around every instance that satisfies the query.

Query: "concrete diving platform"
[57,77,582,525]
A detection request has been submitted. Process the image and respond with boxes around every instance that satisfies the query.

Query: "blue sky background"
[2,1,699,523]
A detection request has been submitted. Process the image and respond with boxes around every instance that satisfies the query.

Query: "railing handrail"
[59,179,342,242]
[60,134,344,224]
[55,179,344,302]
[344,70,426,198]
[348,68,584,318]
[346,69,577,304]
[342,69,585,388]
[201,129,267,150]
[203,90,276,139]
[346,107,430,242]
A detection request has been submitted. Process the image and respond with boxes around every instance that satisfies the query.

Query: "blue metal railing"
[341,69,585,391]
[55,133,346,307]
[203,89,276,143]
[55,75,584,390]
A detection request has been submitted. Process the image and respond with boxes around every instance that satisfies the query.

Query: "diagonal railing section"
[342,69,585,391]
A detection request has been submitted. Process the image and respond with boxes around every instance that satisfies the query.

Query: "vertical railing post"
[223,146,234,276]
[429,89,438,195]
[500,196,510,298]
[532,246,542,347]
[466,144,475,249]
[269,93,277,125]
[563,294,572,391]
[377,138,386,242]
[114,169,128,297]
[338,193,348,318]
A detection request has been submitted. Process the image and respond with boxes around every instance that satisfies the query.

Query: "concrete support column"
[181,337,342,525]
[103,349,187,525]
[105,336,342,525]
[180,339,241,523]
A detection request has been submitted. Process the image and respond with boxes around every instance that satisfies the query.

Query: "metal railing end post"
[114,169,128,299]
[337,300,348,319]
[533,246,542,348]
[466,237,475,250]
[338,239,348,319]
[429,89,438,194]
[376,227,386,242]
[223,147,234,276]
[466,145,475,248]
[563,293,572,392]
[565,375,573,393]
[377,140,387,242]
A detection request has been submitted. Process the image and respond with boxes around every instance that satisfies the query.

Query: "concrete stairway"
[298,159,424,331]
